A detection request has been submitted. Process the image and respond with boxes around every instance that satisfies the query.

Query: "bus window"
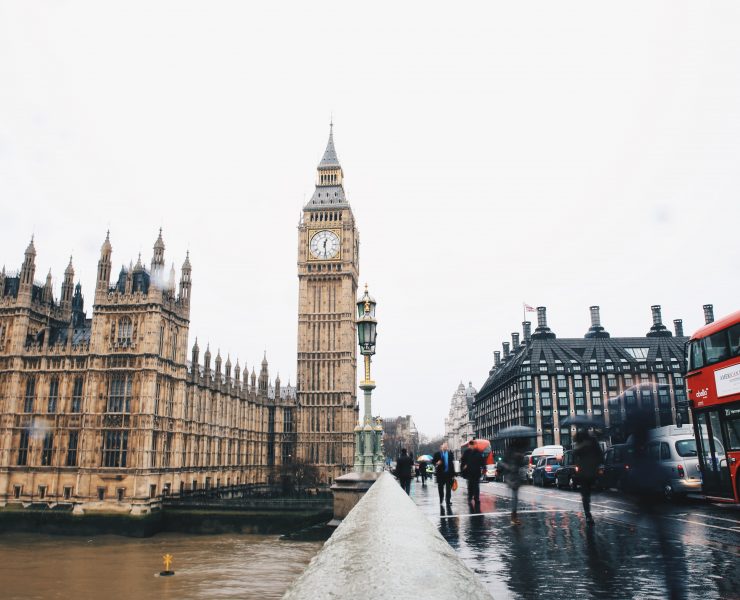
[705,331,730,365]
[689,340,704,370]
[729,323,740,357]
[724,415,740,451]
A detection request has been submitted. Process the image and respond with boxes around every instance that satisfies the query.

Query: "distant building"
[474,305,701,452]
[382,415,419,458]
[445,382,477,452]
[0,233,296,514]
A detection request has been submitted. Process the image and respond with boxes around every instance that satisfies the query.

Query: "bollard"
[160,553,175,577]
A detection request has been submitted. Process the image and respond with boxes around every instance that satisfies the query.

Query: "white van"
[527,445,564,483]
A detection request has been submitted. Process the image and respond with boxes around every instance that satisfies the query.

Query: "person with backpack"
[395,448,414,495]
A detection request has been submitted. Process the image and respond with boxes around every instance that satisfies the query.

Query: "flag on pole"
[523,303,536,312]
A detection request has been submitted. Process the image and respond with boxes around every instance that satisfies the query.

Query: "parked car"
[602,443,635,491]
[526,445,563,483]
[555,449,605,491]
[532,456,561,487]
[485,464,497,481]
[624,425,722,500]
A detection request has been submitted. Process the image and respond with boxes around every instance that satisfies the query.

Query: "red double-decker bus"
[686,310,740,502]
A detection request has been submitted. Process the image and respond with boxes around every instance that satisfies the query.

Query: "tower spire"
[306,123,347,209]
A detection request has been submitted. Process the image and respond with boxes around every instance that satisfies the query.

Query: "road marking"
[439,508,572,520]
[484,486,740,533]
[689,513,740,525]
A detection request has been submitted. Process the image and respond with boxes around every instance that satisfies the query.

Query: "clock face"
[310,230,341,260]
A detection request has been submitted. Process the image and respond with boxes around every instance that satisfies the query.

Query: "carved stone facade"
[445,382,477,452]
[295,126,360,484]
[0,233,295,514]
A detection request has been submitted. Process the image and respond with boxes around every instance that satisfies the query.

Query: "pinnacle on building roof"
[25,235,36,256]
[134,253,143,271]
[101,231,112,253]
[193,337,199,352]
[154,228,165,250]
[318,122,341,170]
[182,250,191,270]
[262,351,268,366]
[65,256,74,276]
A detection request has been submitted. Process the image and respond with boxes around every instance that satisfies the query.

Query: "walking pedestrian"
[432,442,456,505]
[502,438,527,525]
[419,461,428,487]
[573,429,602,525]
[395,448,414,495]
[461,439,484,507]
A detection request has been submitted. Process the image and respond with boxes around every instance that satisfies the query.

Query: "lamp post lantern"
[354,284,383,472]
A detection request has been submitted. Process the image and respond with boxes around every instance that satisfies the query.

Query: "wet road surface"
[411,478,740,600]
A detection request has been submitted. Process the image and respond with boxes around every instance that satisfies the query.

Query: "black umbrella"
[560,415,604,427]
[495,425,537,439]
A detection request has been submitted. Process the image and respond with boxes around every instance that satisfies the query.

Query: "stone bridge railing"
[283,471,492,600]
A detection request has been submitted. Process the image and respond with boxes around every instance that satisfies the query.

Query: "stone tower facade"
[0,232,296,513]
[296,125,360,484]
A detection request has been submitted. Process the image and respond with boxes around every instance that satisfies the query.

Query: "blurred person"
[502,438,527,525]
[419,460,428,487]
[625,408,687,600]
[461,439,484,507]
[415,463,420,482]
[433,442,456,505]
[573,429,602,525]
[395,448,414,495]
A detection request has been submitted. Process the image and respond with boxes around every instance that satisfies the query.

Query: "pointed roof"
[154,228,165,250]
[318,123,341,169]
[101,230,112,254]
[25,236,36,257]
[65,256,74,276]
[182,250,191,271]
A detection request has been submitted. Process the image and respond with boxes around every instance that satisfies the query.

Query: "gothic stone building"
[0,233,295,514]
[295,126,361,483]
[474,305,695,453]
[445,382,477,453]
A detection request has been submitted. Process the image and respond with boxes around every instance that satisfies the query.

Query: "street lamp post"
[354,284,382,473]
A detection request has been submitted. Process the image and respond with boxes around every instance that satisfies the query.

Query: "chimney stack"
[494,351,501,367]
[512,332,520,349]
[503,342,510,360]
[532,307,556,339]
[585,305,610,338]
[703,304,714,325]
[523,321,532,343]
[673,319,684,337]
[647,305,671,337]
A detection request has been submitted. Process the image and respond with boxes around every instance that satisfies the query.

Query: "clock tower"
[296,125,360,483]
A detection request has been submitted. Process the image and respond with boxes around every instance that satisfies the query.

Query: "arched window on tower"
[171,326,178,361]
[117,317,133,346]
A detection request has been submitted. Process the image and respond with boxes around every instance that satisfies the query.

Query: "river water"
[0,532,322,600]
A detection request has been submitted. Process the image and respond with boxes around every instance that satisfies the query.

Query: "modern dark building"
[473,305,713,451]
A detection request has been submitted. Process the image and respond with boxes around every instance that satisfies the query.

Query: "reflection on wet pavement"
[411,478,740,600]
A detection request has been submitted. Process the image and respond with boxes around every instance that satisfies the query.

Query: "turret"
[234,359,241,386]
[203,344,212,377]
[215,349,222,378]
[0,265,5,296]
[43,270,53,303]
[71,283,86,327]
[225,355,232,382]
[20,236,36,288]
[191,338,200,366]
[251,368,257,392]
[167,263,176,295]
[179,251,192,305]
[96,231,112,292]
[259,352,269,394]
[243,363,249,392]
[275,373,281,400]
[151,228,165,285]
[61,256,74,309]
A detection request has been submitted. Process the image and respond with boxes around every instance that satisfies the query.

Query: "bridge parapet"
[283,471,493,599]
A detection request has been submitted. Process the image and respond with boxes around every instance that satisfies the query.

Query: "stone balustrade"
[283,471,493,600]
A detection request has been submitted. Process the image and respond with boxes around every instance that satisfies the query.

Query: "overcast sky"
[2,2,739,437]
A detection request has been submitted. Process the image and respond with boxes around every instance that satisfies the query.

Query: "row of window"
[23,376,84,413]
